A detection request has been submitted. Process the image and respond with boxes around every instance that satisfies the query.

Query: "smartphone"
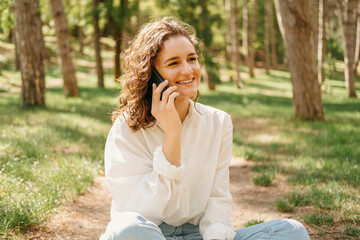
[147,67,169,101]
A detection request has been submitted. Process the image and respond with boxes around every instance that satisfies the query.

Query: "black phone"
[147,67,169,101]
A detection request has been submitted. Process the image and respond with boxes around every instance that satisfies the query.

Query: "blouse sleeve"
[199,114,236,240]
[104,116,186,222]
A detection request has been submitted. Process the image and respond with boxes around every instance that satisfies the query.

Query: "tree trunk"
[317,0,327,85]
[225,0,233,81]
[342,0,358,97]
[233,0,242,87]
[114,31,122,81]
[274,0,288,65]
[353,0,360,76]
[248,0,257,77]
[14,0,46,107]
[93,0,104,87]
[225,0,232,64]
[275,0,324,120]
[12,28,21,71]
[270,1,277,67]
[265,0,271,74]
[78,26,84,55]
[50,0,79,97]
[243,0,249,71]
[200,0,216,90]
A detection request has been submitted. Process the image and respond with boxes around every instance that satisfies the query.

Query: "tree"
[14,0,46,107]
[243,0,249,72]
[50,0,79,97]
[248,0,257,78]
[354,0,360,76]
[269,0,277,67]
[341,0,358,98]
[317,0,327,85]
[264,0,271,74]
[199,0,216,90]
[274,0,324,120]
[226,0,242,86]
[93,0,104,87]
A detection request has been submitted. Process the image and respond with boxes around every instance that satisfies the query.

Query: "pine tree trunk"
[14,0,46,107]
[200,0,216,90]
[243,0,249,71]
[225,0,233,82]
[265,0,271,74]
[12,28,20,71]
[114,31,121,81]
[342,0,358,97]
[233,0,242,87]
[248,0,257,77]
[275,0,324,120]
[317,0,326,85]
[353,0,360,76]
[50,0,79,97]
[274,0,288,66]
[93,0,104,87]
[270,1,277,67]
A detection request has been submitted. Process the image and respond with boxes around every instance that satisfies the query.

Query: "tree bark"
[275,0,324,120]
[342,0,358,97]
[353,0,360,76]
[317,0,326,85]
[248,0,257,77]
[93,0,104,87]
[274,0,288,65]
[270,1,277,67]
[50,0,79,97]
[200,0,216,90]
[233,0,242,87]
[14,0,46,107]
[12,28,21,71]
[243,0,249,71]
[265,0,271,74]
[225,0,233,66]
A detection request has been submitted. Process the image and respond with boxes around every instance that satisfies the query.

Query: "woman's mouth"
[176,78,194,84]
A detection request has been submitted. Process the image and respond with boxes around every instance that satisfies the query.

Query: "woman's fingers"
[152,80,169,100]
[161,86,177,103]
[167,92,179,106]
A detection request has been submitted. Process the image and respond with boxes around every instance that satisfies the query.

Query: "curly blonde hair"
[112,16,200,131]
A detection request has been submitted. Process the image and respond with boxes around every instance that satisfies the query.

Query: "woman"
[100,17,310,240]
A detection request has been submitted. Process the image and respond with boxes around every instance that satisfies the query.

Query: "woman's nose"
[180,62,193,75]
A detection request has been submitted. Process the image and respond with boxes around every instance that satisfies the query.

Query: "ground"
[21,157,324,240]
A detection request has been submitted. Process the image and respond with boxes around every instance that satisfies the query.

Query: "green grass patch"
[303,212,334,226]
[0,38,118,235]
[244,219,265,227]
[275,199,294,212]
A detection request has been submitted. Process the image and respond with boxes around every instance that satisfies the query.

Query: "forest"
[0,0,359,239]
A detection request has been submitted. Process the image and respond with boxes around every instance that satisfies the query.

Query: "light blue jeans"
[100,211,310,240]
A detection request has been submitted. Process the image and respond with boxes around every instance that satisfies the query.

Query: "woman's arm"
[151,80,182,167]
[105,115,186,222]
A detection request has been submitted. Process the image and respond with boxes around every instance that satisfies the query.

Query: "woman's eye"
[189,57,197,62]
[168,62,177,66]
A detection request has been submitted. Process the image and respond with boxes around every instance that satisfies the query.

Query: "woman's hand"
[151,80,182,133]
[151,80,182,167]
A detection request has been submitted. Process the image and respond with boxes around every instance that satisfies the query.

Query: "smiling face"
[154,35,201,101]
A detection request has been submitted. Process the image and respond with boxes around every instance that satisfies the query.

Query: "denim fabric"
[100,211,310,240]
[159,222,202,240]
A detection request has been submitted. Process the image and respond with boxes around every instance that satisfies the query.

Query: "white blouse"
[104,100,235,240]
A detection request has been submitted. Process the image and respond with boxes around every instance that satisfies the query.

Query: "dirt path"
[23,157,318,240]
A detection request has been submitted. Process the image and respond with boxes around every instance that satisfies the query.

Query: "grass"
[199,67,360,238]
[0,38,119,237]
[1,36,360,239]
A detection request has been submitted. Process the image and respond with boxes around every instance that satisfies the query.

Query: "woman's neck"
[174,98,190,123]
